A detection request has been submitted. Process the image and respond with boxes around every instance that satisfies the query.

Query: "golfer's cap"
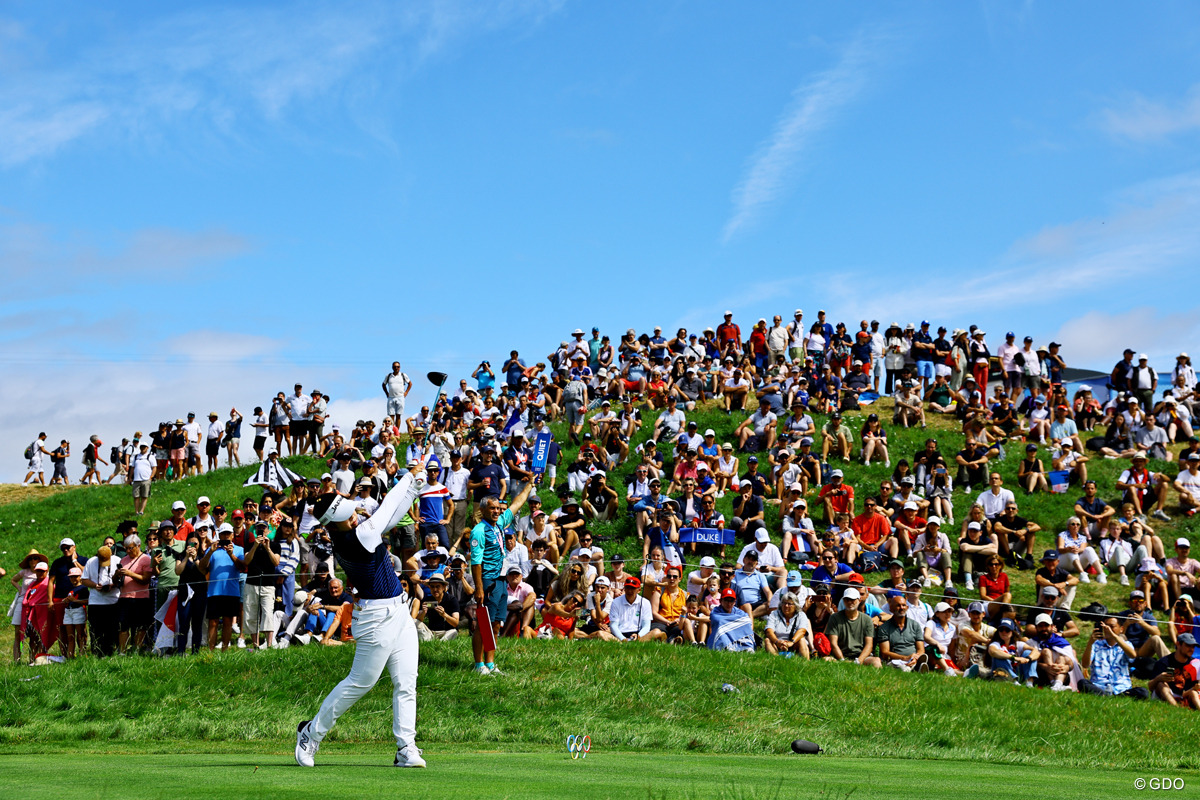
[934,602,951,613]
[1178,633,1197,646]
[903,501,918,511]
[888,559,905,569]
[926,515,942,526]
[172,500,187,511]
[720,588,737,599]
[699,556,717,568]
[1042,549,1059,561]
[831,469,843,478]
[505,565,522,576]
[968,601,986,614]
[427,572,448,584]
[906,579,923,589]
[1138,353,1149,361]
[197,496,211,506]
[843,587,861,600]
[786,570,804,587]
[594,576,611,588]
[967,521,981,530]
[1035,613,1054,626]
[59,537,75,549]
[754,530,770,543]
[1178,538,1192,548]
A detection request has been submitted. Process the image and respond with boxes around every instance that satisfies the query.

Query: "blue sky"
[3,1,1200,479]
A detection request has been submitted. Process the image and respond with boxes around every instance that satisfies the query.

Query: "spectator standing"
[81,545,120,656]
[22,432,51,486]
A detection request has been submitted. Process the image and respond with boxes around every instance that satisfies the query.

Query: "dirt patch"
[0,484,81,506]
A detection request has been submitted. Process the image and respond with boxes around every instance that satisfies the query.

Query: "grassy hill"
[3,396,1200,774]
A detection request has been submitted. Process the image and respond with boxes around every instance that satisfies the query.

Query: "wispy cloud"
[0,220,251,303]
[839,171,1200,334]
[1047,307,1200,369]
[0,0,563,166]
[1099,84,1200,143]
[722,27,897,242]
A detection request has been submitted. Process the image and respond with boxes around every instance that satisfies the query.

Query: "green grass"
[0,750,1178,800]
[1,638,1199,772]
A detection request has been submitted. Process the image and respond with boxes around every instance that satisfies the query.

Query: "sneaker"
[716,491,725,499]
[964,575,974,591]
[1022,681,1035,688]
[394,745,426,768]
[474,664,491,675]
[1119,574,1129,586]
[486,665,504,676]
[915,654,930,673]
[237,639,246,649]
[884,461,891,469]
[295,720,318,767]
[1152,509,1172,522]
[232,622,241,634]
[1079,573,1090,583]
[922,577,932,588]
[1051,680,1071,692]
[1097,571,1108,585]
[964,664,979,679]
[296,633,313,645]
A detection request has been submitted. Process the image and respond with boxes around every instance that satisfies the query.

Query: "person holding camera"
[200,525,245,651]
[415,573,460,641]
[1079,616,1149,699]
[81,545,120,656]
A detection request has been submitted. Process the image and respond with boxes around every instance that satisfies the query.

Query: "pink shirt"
[119,553,152,599]
[1167,557,1200,588]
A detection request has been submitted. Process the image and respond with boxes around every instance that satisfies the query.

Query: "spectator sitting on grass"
[415,573,460,642]
[732,550,773,619]
[877,592,928,672]
[983,618,1040,684]
[1031,614,1079,691]
[1117,589,1170,662]
[1023,586,1079,638]
[912,516,952,589]
[764,593,810,658]
[608,577,651,641]
[824,588,880,667]
[821,413,853,463]
[1056,518,1105,585]
[1145,633,1198,709]
[1078,616,1148,700]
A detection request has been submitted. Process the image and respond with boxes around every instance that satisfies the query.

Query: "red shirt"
[819,483,855,516]
[978,571,1010,600]
[851,511,890,546]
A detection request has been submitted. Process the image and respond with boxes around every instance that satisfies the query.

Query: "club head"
[427,371,448,387]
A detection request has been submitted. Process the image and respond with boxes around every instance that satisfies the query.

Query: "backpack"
[110,446,120,463]
[24,442,34,460]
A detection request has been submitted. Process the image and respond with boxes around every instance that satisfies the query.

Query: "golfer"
[470,480,535,674]
[296,467,427,768]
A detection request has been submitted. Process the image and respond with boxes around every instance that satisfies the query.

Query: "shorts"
[482,577,508,626]
[206,594,242,620]
[253,435,266,452]
[915,361,935,380]
[186,442,201,458]
[289,420,306,436]
[82,458,96,469]
[154,448,168,460]
[169,447,185,462]
[132,480,152,499]
[63,606,86,626]
[1022,374,1041,392]
[391,524,418,552]
[566,403,584,426]
[622,379,641,392]
[206,441,220,457]
[934,364,951,378]
[227,437,240,447]
[118,597,154,631]
[651,621,682,639]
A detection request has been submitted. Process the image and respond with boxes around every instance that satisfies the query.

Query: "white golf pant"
[310,596,419,749]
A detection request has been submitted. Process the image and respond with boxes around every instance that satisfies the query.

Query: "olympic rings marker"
[566,734,592,759]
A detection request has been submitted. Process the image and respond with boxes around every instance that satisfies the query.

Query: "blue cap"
[1042,549,1059,561]
[786,570,804,587]
[920,320,930,326]
[1006,331,1015,337]
[999,618,1018,631]
[886,588,903,599]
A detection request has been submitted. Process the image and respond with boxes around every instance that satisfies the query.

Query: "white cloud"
[1099,84,1200,143]
[0,0,563,165]
[1047,307,1200,369]
[722,27,896,242]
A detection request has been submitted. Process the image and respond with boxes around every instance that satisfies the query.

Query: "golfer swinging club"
[296,466,426,768]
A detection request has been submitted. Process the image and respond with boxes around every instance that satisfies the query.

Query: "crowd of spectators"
[9,314,1200,708]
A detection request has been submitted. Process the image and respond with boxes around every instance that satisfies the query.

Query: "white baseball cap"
[59,538,75,548]
[1035,613,1054,626]
[842,587,861,600]
[754,530,770,543]
[903,501,918,511]
[197,496,211,506]
[926,515,942,526]
[934,602,952,613]
[576,547,592,558]
[1177,538,1191,548]
[594,576,611,587]
[172,500,187,511]
[699,556,717,568]
[1060,437,1073,447]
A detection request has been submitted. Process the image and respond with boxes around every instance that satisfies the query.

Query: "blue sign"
[678,527,735,546]
[531,431,553,474]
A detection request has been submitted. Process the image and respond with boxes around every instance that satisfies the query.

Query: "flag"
[243,459,305,491]
[500,407,523,436]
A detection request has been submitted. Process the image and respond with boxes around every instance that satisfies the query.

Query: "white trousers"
[310,599,419,749]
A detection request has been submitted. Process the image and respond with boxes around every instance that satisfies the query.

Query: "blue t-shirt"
[504,359,526,387]
[648,336,668,361]
[733,569,770,605]
[208,545,245,597]
[470,509,513,580]
[470,463,505,501]
[476,370,495,392]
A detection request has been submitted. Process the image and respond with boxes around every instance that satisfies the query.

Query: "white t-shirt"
[385,372,411,400]
[924,618,957,654]
[82,556,120,606]
[253,414,268,437]
[975,488,1015,519]
[207,421,223,441]
[287,393,310,421]
[444,466,470,501]
[739,542,784,570]
[332,468,356,495]
[183,421,203,444]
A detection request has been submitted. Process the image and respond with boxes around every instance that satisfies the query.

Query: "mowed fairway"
[1,749,1177,799]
